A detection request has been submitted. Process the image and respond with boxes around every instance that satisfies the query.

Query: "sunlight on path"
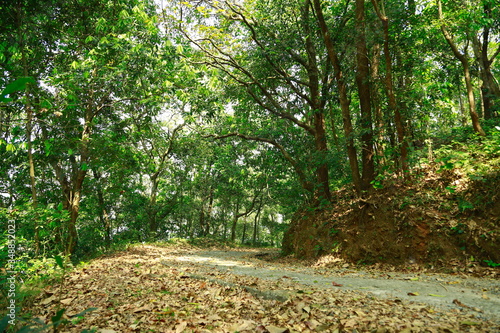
[172,254,255,268]
[158,248,500,324]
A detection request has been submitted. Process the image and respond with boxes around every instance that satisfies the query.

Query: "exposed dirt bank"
[283,166,500,268]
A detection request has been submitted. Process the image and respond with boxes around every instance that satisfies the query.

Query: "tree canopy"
[1,0,499,262]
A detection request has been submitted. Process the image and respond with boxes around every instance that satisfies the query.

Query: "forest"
[1,0,500,295]
[1,0,500,331]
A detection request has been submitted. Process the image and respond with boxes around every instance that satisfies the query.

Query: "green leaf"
[44,140,53,156]
[6,143,16,152]
[51,308,66,326]
[1,77,35,102]
[54,255,64,269]
[0,315,9,333]
[81,162,88,171]
[1,77,35,96]
[120,9,129,19]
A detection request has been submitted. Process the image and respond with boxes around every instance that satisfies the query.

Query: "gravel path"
[167,249,500,324]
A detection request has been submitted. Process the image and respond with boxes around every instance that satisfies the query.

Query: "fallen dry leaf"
[41,295,57,305]
[60,297,74,305]
[452,299,472,309]
[265,325,290,333]
[23,245,499,333]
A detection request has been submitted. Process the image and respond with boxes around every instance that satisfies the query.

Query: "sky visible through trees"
[0,0,499,260]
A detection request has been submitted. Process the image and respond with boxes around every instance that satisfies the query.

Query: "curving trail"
[166,249,500,324]
[25,245,500,332]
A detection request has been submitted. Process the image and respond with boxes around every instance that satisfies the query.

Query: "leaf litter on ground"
[24,244,500,332]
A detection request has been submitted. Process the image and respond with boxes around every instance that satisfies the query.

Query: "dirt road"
[165,249,500,324]
[28,244,499,332]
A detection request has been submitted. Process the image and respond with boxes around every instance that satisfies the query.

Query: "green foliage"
[0,77,35,102]
[433,123,500,180]
[483,260,500,268]
[370,174,385,189]
[457,199,474,212]
[329,228,339,236]
[313,244,323,256]
[330,241,341,253]
[0,0,499,277]
[449,223,467,235]
[1,307,97,333]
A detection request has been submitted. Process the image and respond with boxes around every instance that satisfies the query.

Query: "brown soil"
[21,245,500,332]
[282,164,500,272]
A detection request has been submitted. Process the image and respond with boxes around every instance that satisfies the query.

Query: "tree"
[354,0,376,190]
[312,0,363,195]
[133,119,183,238]
[370,0,409,176]
[172,0,335,202]
[470,0,500,119]
[13,0,165,254]
[437,0,486,136]
[1,0,67,254]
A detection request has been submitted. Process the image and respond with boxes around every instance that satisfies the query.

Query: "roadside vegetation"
[1,0,499,331]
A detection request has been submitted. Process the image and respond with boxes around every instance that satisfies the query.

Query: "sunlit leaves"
[0,77,35,102]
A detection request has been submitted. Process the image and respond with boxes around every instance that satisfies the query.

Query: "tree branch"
[206,132,313,193]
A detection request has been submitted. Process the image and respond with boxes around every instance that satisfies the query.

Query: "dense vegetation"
[1,0,499,276]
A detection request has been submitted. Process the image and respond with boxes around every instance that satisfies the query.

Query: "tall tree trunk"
[65,114,92,255]
[149,175,159,238]
[93,170,111,247]
[46,126,86,257]
[313,113,331,201]
[205,186,214,236]
[371,42,386,164]
[462,60,486,136]
[241,217,247,244]
[312,0,362,195]
[198,201,205,237]
[221,207,228,240]
[472,23,500,119]
[438,0,486,136]
[252,199,263,246]
[371,0,409,176]
[17,0,40,255]
[355,0,375,190]
[303,0,331,202]
[230,200,240,243]
[67,172,85,255]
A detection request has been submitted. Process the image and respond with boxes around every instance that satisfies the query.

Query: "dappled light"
[19,244,500,332]
[1,0,499,331]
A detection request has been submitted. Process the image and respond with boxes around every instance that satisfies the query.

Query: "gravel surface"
[167,249,500,324]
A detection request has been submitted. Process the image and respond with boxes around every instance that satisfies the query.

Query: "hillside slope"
[283,152,500,271]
